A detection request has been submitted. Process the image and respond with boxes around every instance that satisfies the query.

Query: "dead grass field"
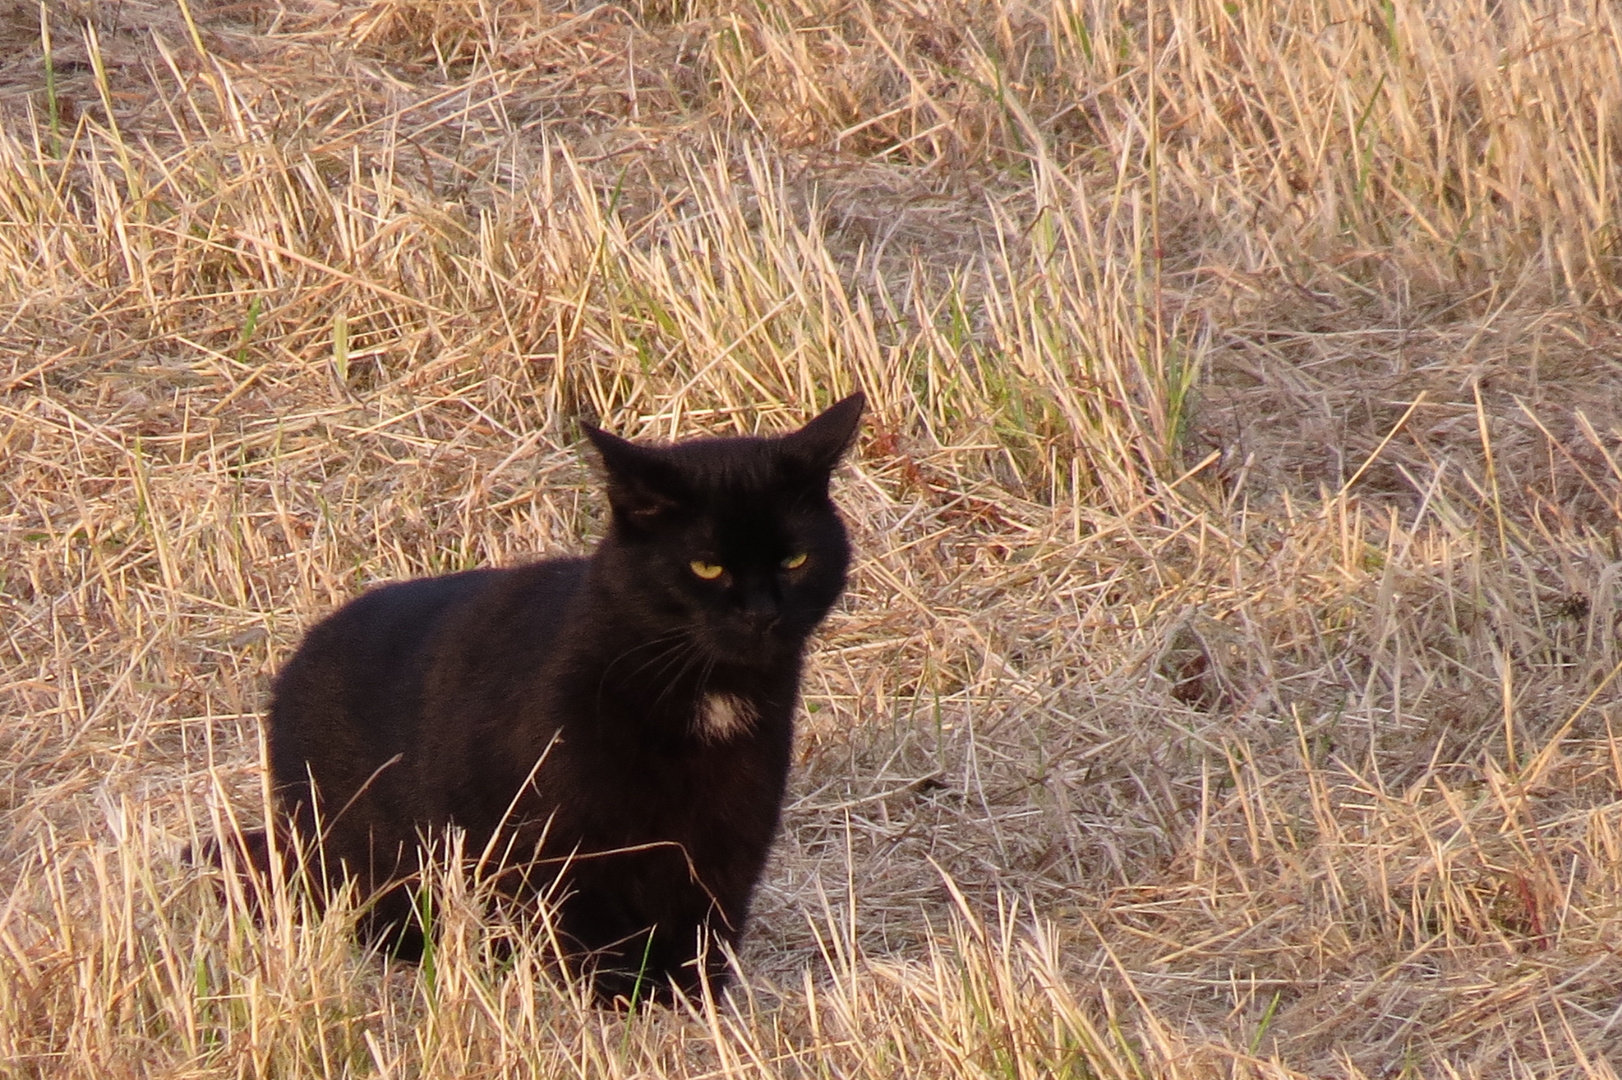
[2,0,1621,1075]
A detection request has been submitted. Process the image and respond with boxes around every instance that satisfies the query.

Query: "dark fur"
[256,394,863,1003]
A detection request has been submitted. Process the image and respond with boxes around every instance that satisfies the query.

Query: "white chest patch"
[696,693,758,743]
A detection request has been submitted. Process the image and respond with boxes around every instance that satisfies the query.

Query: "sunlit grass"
[1,0,1620,1075]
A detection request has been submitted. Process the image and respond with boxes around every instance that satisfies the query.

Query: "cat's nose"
[740,594,779,632]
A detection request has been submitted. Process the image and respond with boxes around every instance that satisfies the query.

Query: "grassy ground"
[2,0,1621,1075]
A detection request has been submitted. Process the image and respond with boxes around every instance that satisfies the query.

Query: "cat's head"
[582,393,865,663]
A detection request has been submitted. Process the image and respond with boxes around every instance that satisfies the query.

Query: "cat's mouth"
[701,618,790,663]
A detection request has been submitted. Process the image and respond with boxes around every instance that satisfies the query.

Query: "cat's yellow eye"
[782,552,808,570]
[690,560,725,580]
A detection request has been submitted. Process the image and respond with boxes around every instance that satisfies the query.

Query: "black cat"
[253,393,864,1003]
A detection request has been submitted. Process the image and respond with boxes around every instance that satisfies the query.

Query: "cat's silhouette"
[252,393,864,1003]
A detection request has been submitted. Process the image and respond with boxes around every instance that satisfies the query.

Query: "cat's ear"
[582,423,686,528]
[781,392,866,475]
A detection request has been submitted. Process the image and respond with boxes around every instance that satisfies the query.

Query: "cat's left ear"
[582,422,687,528]
[781,392,866,475]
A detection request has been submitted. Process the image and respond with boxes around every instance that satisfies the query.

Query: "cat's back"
[268,558,588,778]
[272,567,499,705]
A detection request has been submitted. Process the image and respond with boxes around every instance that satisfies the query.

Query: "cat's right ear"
[781,392,866,474]
[582,423,686,529]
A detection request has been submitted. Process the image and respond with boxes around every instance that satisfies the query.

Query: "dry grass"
[2,0,1621,1075]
